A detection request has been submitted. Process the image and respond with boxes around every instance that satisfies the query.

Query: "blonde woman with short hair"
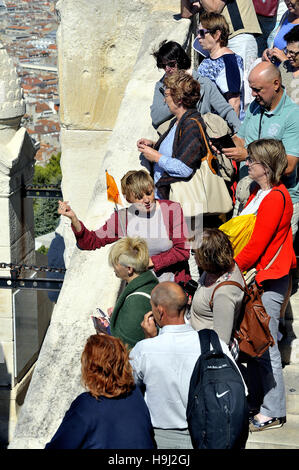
[107,237,158,349]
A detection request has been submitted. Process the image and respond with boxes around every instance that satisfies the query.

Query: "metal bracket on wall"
[0,276,64,291]
[0,262,66,291]
[22,184,62,199]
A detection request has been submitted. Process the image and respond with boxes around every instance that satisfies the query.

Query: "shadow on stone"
[47,232,66,304]
[0,348,11,449]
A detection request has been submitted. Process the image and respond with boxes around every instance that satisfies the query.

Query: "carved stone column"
[0,42,37,445]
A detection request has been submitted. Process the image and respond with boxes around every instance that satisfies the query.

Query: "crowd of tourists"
[47,1,299,450]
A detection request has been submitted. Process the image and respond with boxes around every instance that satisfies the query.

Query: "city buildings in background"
[0,0,60,164]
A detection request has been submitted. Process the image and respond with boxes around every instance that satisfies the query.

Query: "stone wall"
[0,40,39,444]
[8,1,191,448]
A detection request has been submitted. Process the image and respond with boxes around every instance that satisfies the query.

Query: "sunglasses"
[196,28,212,38]
[159,87,171,97]
[158,60,177,70]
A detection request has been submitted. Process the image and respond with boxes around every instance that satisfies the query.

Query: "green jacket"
[110,271,159,349]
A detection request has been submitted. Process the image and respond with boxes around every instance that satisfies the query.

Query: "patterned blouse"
[197,53,244,117]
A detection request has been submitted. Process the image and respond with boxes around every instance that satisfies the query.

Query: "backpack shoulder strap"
[198,329,211,355]
[126,291,151,300]
[209,280,246,310]
[198,328,223,354]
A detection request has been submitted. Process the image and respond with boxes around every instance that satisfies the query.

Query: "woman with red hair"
[45,335,156,449]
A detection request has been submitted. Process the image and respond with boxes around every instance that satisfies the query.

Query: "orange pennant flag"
[106,170,122,205]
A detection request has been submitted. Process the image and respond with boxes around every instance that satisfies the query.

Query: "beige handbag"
[169,117,233,217]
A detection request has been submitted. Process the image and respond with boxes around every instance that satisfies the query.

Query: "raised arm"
[71,210,122,251]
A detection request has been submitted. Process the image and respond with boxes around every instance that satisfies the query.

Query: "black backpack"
[186,329,249,449]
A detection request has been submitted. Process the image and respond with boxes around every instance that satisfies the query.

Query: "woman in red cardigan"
[58,170,190,285]
[235,139,296,432]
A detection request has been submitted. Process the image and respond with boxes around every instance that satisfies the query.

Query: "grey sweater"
[150,73,241,134]
[189,264,245,345]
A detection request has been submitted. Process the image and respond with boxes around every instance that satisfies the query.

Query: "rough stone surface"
[8,2,191,448]
[56,0,177,131]
[59,128,111,222]
[0,43,37,444]
[0,42,25,122]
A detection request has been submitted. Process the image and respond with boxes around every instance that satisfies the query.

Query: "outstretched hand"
[58,200,75,219]
[58,200,82,232]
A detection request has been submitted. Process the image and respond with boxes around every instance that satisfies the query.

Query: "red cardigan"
[235,183,296,284]
[71,200,191,284]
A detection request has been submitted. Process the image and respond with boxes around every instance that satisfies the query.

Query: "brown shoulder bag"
[210,279,275,358]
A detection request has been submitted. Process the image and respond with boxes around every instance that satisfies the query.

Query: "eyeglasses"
[158,60,177,70]
[196,28,212,38]
[246,156,261,166]
[283,47,299,58]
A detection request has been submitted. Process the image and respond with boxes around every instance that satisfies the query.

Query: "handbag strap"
[209,279,247,310]
[189,117,218,175]
[258,108,265,139]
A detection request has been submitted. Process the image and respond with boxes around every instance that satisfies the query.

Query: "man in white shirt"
[129,281,246,449]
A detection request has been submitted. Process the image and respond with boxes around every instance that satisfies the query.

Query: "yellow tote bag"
[219,214,256,257]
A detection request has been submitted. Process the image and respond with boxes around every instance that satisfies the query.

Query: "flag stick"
[105,169,125,235]
[114,202,126,237]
